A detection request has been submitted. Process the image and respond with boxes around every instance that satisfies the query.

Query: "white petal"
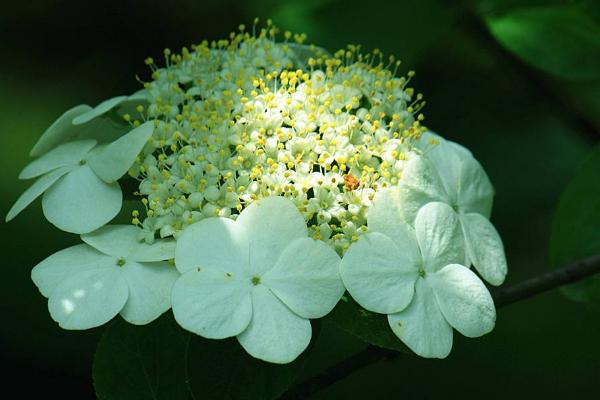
[120,261,180,325]
[42,164,122,234]
[82,225,175,262]
[460,213,507,286]
[368,187,420,254]
[415,202,466,272]
[340,232,419,314]
[87,121,154,182]
[388,278,453,359]
[419,133,462,205]
[71,96,128,125]
[416,131,473,159]
[171,268,252,338]
[448,141,473,159]
[128,89,148,101]
[236,196,308,275]
[262,238,344,319]
[19,140,96,180]
[237,285,311,364]
[48,267,128,330]
[30,105,92,156]
[430,264,496,337]
[31,243,115,297]
[456,155,494,218]
[6,167,70,222]
[398,154,450,224]
[175,217,249,274]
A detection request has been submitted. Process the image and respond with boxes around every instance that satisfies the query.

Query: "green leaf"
[550,144,600,306]
[187,323,318,400]
[486,5,600,80]
[93,314,190,400]
[325,295,410,353]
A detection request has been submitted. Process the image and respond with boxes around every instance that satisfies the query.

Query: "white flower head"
[171,196,344,364]
[31,225,178,329]
[341,198,496,359]
[6,120,154,234]
[400,132,508,285]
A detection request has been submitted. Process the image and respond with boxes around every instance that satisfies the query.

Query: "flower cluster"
[130,20,425,254]
[6,21,507,362]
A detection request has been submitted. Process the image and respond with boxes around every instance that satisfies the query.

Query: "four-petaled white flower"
[341,197,496,359]
[6,120,154,234]
[31,225,179,329]
[399,132,508,285]
[171,196,345,364]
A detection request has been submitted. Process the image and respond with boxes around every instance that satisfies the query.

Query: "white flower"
[6,121,154,233]
[171,196,344,364]
[71,91,148,126]
[31,225,178,329]
[124,25,426,248]
[341,200,496,359]
[399,133,508,285]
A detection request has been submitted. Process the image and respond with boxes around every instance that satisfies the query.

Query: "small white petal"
[430,264,496,337]
[448,141,473,159]
[29,105,92,157]
[460,213,507,285]
[388,278,453,359]
[19,140,96,180]
[456,156,494,218]
[171,268,252,339]
[48,267,128,330]
[368,188,420,254]
[416,132,494,218]
[237,285,311,364]
[72,96,128,125]
[6,167,71,222]
[340,232,419,314]
[398,154,450,224]
[263,238,344,319]
[31,244,115,298]
[120,261,180,325]
[419,134,461,205]
[87,121,154,183]
[42,164,122,234]
[175,218,249,274]
[236,196,307,275]
[82,225,175,262]
[415,202,465,272]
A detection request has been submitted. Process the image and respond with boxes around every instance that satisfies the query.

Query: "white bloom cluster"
[129,21,425,253]
[6,21,507,362]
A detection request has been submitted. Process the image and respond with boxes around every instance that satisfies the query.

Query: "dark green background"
[1,0,599,398]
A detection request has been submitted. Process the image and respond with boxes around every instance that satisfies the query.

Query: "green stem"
[279,253,600,400]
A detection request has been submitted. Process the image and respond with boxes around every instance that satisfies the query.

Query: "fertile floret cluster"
[129,20,426,253]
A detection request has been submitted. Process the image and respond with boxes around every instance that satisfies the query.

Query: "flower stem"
[279,253,600,400]
[492,254,600,307]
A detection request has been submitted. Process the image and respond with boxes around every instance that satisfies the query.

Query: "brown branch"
[280,253,600,400]
[491,254,600,307]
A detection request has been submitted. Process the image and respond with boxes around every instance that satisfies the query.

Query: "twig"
[280,253,600,399]
[492,254,600,307]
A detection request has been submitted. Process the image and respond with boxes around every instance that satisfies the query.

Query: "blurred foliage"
[487,5,600,80]
[326,296,409,353]
[93,315,189,400]
[186,324,316,400]
[550,145,600,306]
[1,0,599,398]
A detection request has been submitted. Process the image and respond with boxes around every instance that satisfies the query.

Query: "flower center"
[251,276,261,286]
[116,257,126,267]
[418,266,426,278]
[79,159,87,166]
